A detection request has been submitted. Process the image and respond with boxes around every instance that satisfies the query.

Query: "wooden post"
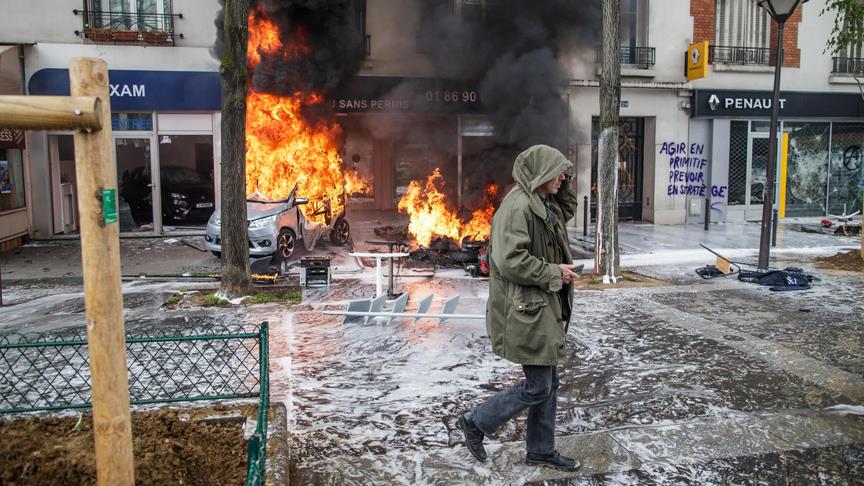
[69,58,135,486]
[0,96,102,130]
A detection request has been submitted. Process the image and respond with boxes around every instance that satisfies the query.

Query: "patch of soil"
[573,271,671,289]
[814,249,864,272]
[0,404,254,485]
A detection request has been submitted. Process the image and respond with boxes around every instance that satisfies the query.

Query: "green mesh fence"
[0,322,270,484]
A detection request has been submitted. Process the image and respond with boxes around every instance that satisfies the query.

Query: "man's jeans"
[469,365,559,455]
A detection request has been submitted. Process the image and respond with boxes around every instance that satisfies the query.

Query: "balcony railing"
[620,46,656,68]
[832,57,864,75]
[709,45,771,66]
[74,8,182,45]
[595,46,656,69]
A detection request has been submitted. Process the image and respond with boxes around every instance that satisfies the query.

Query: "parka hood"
[512,145,572,193]
[511,145,572,220]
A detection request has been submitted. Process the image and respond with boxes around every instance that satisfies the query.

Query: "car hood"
[210,202,288,223]
[246,202,288,219]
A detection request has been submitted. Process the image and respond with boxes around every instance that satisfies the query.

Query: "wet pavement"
[1,219,862,484]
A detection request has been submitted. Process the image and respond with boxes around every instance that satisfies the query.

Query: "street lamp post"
[756,0,807,270]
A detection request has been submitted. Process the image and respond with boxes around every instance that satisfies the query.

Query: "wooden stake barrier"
[0,58,134,485]
[0,95,102,130]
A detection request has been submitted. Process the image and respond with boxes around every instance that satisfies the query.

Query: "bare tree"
[594,0,622,282]
[218,0,251,297]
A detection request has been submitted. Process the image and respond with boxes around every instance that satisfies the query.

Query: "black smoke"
[417,0,601,149]
[213,0,363,97]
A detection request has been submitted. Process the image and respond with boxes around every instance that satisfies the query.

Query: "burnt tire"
[275,228,297,261]
[330,218,350,246]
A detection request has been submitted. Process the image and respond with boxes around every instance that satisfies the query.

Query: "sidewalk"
[1,218,857,282]
[0,218,862,483]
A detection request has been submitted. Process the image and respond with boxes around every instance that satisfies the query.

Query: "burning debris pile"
[397,168,497,247]
[393,169,497,272]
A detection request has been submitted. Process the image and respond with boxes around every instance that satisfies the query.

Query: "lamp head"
[757,0,808,23]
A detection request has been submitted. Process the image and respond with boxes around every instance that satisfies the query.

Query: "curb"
[266,401,290,485]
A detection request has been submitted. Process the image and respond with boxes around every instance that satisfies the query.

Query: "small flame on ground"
[461,184,498,242]
[397,169,498,247]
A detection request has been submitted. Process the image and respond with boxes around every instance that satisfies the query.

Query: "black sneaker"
[458,412,487,462]
[525,450,581,472]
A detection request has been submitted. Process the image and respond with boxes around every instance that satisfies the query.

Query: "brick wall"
[690,0,715,44]
[690,0,802,68]
[769,8,802,68]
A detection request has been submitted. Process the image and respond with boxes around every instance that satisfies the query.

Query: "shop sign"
[692,90,864,118]
[687,41,709,81]
[112,113,154,131]
[330,76,485,114]
[0,129,26,150]
[28,69,220,111]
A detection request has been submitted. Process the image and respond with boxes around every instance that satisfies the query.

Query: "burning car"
[204,186,350,260]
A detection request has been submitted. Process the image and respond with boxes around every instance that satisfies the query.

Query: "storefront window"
[0,149,25,211]
[157,135,215,228]
[784,122,830,217]
[828,122,864,216]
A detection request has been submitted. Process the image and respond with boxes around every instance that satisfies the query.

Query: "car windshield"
[247,186,297,205]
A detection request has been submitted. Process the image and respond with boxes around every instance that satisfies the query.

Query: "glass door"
[157,134,216,230]
[115,136,158,233]
[746,134,770,221]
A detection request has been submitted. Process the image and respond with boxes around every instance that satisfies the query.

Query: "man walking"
[458,144,581,471]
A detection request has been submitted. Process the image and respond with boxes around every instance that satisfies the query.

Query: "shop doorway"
[48,135,78,234]
[115,136,157,233]
[745,133,771,221]
[591,117,645,221]
[727,121,781,222]
[157,135,215,229]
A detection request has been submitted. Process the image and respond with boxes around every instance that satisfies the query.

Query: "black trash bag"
[738,268,816,291]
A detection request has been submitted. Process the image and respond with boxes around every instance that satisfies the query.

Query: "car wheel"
[276,228,297,260]
[211,251,221,258]
[330,217,350,246]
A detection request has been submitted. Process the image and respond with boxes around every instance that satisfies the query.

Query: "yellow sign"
[687,41,709,81]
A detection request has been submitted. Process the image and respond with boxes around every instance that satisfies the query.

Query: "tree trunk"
[594,0,622,282]
[219,0,251,298]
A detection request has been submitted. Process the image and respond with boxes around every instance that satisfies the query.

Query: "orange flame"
[245,9,358,223]
[397,169,498,246]
[461,184,498,242]
[344,168,372,196]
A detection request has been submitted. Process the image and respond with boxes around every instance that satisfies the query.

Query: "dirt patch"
[814,249,864,272]
[573,271,671,289]
[163,285,302,309]
[0,404,255,485]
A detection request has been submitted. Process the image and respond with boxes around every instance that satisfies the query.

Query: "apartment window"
[832,18,864,74]
[715,0,770,48]
[621,0,643,51]
[712,0,771,65]
[80,0,178,44]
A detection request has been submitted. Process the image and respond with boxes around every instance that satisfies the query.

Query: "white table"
[349,252,410,297]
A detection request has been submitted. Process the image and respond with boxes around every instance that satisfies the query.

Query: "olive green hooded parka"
[485,145,577,366]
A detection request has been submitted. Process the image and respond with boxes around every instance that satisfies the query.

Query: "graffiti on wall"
[661,142,727,210]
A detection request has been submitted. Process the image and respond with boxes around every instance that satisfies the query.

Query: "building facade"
[1,0,221,242]
[1,0,860,247]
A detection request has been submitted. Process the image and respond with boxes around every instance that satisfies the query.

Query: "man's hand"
[558,264,580,284]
